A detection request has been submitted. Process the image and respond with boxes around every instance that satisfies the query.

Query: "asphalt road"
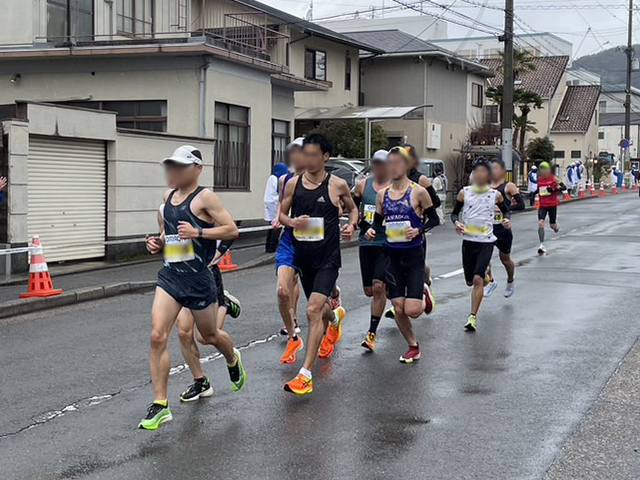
[1,194,639,480]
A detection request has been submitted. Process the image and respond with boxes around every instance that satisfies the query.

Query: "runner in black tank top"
[278,134,359,395]
[139,145,246,431]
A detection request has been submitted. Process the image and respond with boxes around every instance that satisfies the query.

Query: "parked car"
[329,158,367,174]
[417,158,446,180]
[325,163,357,189]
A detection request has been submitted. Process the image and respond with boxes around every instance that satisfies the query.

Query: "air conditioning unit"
[427,122,441,150]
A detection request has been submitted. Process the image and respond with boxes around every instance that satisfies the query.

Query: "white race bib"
[386,220,411,243]
[293,217,324,242]
[164,235,195,263]
[363,204,376,223]
[493,209,504,224]
[464,218,490,237]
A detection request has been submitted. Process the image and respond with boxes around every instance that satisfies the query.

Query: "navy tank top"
[359,177,385,246]
[291,173,341,268]
[163,187,217,273]
[382,183,423,249]
[492,182,511,226]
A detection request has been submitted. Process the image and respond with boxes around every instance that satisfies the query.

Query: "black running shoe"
[224,291,241,319]
[180,377,214,403]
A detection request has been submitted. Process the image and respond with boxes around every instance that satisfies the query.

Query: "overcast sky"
[269,0,636,60]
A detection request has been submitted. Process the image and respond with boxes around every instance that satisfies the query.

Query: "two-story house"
[0,0,375,268]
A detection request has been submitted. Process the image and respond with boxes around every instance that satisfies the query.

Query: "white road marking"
[435,268,464,280]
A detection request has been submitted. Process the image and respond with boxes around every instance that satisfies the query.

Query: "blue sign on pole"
[620,139,630,148]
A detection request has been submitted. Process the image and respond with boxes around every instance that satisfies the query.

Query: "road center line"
[435,268,464,280]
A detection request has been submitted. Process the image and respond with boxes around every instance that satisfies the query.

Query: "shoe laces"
[145,403,164,419]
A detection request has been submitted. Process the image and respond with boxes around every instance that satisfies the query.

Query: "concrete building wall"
[291,32,360,108]
[0,0,35,45]
[322,15,448,42]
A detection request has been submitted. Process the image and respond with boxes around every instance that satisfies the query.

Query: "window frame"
[117,0,154,38]
[305,48,327,82]
[598,131,605,140]
[214,102,251,191]
[471,83,484,108]
[345,51,352,91]
[272,119,290,167]
[484,104,499,124]
[47,0,94,42]
[571,150,582,159]
[554,150,565,159]
[52,100,167,132]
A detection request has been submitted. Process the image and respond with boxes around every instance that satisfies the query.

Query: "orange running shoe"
[280,336,304,364]
[326,306,346,344]
[284,373,313,395]
[318,335,335,358]
[361,332,376,352]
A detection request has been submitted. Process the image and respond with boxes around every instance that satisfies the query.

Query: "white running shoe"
[483,280,498,298]
[538,244,547,255]
[504,282,515,298]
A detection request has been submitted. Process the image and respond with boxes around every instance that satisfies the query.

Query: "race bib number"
[464,218,490,237]
[493,210,504,224]
[363,204,376,223]
[386,220,411,243]
[293,217,324,242]
[164,235,195,263]
[539,188,552,197]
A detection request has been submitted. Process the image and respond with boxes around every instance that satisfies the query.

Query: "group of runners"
[139,136,567,429]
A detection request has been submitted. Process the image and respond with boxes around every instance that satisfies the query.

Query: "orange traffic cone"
[218,251,238,272]
[579,186,586,198]
[534,194,540,209]
[563,191,571,201]
[612,185,618,194]
[20,236,62,298]
[599,184,606,197]
[622,183,628,191]
[590,184,598,197]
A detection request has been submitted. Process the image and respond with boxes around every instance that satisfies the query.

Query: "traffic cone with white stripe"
[579,185,586,198]
[20,235,62,298]
[534,194,540,209]
[599,183,606,197]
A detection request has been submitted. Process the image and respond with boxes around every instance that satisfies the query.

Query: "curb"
[0,281,156,320]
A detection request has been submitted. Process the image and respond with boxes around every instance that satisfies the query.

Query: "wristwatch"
[197,227,204,239]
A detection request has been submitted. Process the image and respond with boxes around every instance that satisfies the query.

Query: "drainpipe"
[199,56,211,137]
[420,56,428,155]
[104,0,115,39]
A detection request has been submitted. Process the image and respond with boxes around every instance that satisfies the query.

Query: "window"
[484,105,499,124]
[272,120,290,166]
[554,150,565,159]
[472,83,484,108]
[599,100,607,114]
[117,0,154,37]
[571,150,582,159]
[54,100,167,132]
[305,49,327,81]
[345,52,352,90]
[215,103,250,190]
[47,0,94,42]
[598,131,605,140]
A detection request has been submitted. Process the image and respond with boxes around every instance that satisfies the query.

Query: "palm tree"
[514,89,543,152]
[499,49,537,80]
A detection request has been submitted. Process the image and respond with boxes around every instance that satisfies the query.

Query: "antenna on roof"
[306,0,314,21]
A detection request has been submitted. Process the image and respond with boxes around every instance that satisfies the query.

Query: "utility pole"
[623,0,634,175]
[501,0,515,183]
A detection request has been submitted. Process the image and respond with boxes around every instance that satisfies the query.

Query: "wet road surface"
[1,194,639,480]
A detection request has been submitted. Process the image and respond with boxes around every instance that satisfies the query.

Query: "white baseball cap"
[287,137,305,150]
[161,145,203,165]
[372,149,389,162]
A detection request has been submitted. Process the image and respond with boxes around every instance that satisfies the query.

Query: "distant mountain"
[574,45,640,88]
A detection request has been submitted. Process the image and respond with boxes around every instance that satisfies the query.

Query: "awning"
[295,105,428,121]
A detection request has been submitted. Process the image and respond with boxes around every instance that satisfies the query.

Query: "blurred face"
[371,160,390,181]
[540,167,551,177]
[303,143,329,173]
[164,162,202,189]
[491,162,506,182]
[288,146,306,172]
[472,166,491,186]
[388,152,409,181]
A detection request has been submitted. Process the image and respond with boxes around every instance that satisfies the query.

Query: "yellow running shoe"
[284,373,313,395]
[326,306,346,344]
[318,334,335,358]
[464,314,477,332]
[280,336,304,364]
[361,332,376,352]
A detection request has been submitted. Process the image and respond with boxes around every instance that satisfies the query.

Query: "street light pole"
[623,0,634,174]
[501,0,515,183]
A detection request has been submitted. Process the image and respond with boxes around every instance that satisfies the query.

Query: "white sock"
[299,367,312,379]
[331,310,340,325]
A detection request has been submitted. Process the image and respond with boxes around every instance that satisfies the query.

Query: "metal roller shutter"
[28,136,106,262]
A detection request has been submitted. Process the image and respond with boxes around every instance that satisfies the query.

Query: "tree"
[313,120,388,158]
[499,49,537,79]
[514,89,544,153]
[524,136,554,162]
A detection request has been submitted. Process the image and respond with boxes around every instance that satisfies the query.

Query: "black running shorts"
[157,266,217,311]
[209,264,226,305]
[538,205,557,224]
[493,225,513,255]
[298,265,339,299]
[462,241,494,286]
[359,245,386,289]
[384,246,425,300]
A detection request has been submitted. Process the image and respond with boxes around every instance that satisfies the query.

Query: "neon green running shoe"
[138,403,172,430]
[228,348,247,392]
[464,314,477,332]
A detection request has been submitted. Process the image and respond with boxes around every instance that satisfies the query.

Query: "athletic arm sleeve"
[426,185,441,208]
[421,206,440,233]
[557,182,567,192]
[372,212,386,234]
[450,200,464,224]
[498,201,511,219]
[510,193,525,211]
[217,239,235,256]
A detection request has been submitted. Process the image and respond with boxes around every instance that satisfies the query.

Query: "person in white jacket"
[264,162,289,252]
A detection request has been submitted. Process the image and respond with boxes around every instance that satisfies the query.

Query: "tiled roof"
[481,55,569,97]
[343,29,439,54]
[551,85,601,133]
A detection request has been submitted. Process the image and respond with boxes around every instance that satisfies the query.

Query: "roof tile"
[551,85,601,133]
[481,55,569,97]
